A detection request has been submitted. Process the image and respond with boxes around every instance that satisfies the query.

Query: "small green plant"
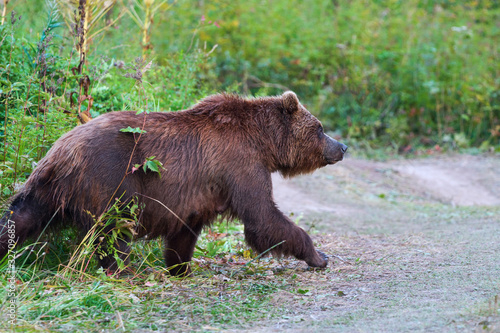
[60,197,140,278]
[194,220,245,259]
[119,125,147,134]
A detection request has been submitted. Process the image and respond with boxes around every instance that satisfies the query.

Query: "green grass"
[0,220,306,331]
[1,275,276,331]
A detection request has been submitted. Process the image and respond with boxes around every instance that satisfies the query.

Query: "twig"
[0,0,9,25]
[230,240,286,278]
[135,193,197,238]
[332,254,347,263]
[246,74,290,91]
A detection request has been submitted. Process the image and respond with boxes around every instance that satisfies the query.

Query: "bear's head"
[278,91,347,177]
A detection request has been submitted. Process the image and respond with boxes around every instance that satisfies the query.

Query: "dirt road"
[264,154,500,332]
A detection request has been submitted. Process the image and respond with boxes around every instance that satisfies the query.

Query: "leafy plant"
[59,197,140,278]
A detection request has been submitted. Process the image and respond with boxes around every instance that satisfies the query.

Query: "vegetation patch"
[0,220,327,331]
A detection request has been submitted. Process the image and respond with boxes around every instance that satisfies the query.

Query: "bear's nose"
[341,144,348,153]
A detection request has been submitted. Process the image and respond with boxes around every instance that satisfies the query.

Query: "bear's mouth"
[325,156,343,164]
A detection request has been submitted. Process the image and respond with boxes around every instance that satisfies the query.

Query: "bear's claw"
[317,250,328,263]
[306,250,329,269]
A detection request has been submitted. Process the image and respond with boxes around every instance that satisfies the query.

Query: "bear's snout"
[324,135,347,164]
[340,142,348,154]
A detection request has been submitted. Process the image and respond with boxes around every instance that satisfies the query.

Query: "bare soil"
[258,154,500,332]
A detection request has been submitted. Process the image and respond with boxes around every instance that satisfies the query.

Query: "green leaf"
[144,160,159,173]
[142,156,164,177]
[119,126,147,134]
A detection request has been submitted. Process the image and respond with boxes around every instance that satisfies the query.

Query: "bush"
[160,0,499,148]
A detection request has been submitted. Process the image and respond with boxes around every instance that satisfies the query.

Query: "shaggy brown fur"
[0,91,347,276]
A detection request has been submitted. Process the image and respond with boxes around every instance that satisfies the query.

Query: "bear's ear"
[282,91,299,114]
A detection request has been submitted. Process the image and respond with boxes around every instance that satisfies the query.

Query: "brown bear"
[0,91,347,276]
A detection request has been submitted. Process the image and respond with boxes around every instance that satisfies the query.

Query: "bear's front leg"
[231,169,327,268]
[242,208,328,268]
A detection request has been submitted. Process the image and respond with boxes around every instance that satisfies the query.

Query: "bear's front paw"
[306,250,328,268]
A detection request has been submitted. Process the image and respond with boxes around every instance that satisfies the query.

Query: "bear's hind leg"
[96,234,132,274]
[164,223,203,277]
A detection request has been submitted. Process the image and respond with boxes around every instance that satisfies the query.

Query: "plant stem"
[1,0,9,25]
[142,1,151,58]
[3,45,12,163]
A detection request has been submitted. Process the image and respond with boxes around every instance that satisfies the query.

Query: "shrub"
[159,0,499,148]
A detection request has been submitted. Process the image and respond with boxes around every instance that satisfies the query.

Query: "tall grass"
[0,0,209,201]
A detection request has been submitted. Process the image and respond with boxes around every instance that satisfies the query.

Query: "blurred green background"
[1,0,499,199]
